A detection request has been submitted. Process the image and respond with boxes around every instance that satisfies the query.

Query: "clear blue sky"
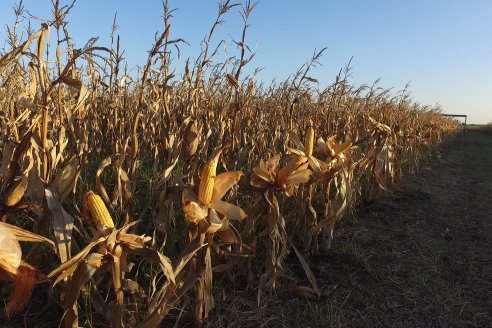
[1,0,491,123]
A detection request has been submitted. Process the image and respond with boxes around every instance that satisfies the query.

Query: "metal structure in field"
[441,114,467,128]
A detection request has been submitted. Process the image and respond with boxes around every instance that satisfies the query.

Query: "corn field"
[0,1,459,327]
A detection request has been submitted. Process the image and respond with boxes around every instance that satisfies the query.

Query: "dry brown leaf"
[225,73,239,89]
[45,187,74,263]
[0,141,16,184]
[210,199,247,222]
[4,175,28,207]
[121,244,175,285]
[0,224,22,278]
[293,285,318,300]
[288,237,320,297]
[53,157,80,202]
[0,222,55,247]
[96,156,112,205]
[49,236,106,285]
[212,171,243,200]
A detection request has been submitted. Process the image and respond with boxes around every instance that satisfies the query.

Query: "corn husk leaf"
[183,189,208,224]
[285,169,312,185]
[333,138,352,155]
[0,222,55,248]
[212,171,243,200]
[252,165,275,184]
[206,208,223,233]
[307,155,322,173]
[210,199,247,221]
[216,228,237,244]
[0,224,22,278]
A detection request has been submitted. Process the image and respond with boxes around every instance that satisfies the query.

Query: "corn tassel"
[85,191,114,229]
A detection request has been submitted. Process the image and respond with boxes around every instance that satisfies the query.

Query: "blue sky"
[1,0,491,123]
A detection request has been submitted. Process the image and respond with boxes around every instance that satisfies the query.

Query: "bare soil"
[205,130,492,328]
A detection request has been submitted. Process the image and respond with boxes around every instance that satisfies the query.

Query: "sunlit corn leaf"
[0,222,55,247]
[210,199,247,222]
[212,171,243,200]
[96,156,112,205]
[0,224,22,278]
[49,236,106,285]
[52,157,80,202]
[45,187,74,263]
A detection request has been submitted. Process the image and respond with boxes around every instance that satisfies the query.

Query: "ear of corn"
[277,155,307,183]
[304,127,315,156]
[198,151,221,205]
[85,191,114,229]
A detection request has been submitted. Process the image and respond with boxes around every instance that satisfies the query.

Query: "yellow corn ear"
[277,155,307,183]
[85,191,114,229]
[198,149,221,204]
[304,127,315,156]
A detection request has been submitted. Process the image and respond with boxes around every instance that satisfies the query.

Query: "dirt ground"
[205,129,492,328]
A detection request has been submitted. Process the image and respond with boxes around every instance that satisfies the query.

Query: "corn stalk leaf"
[0,222,55,248]
[287,236,320,297]
[45,187,74,263]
